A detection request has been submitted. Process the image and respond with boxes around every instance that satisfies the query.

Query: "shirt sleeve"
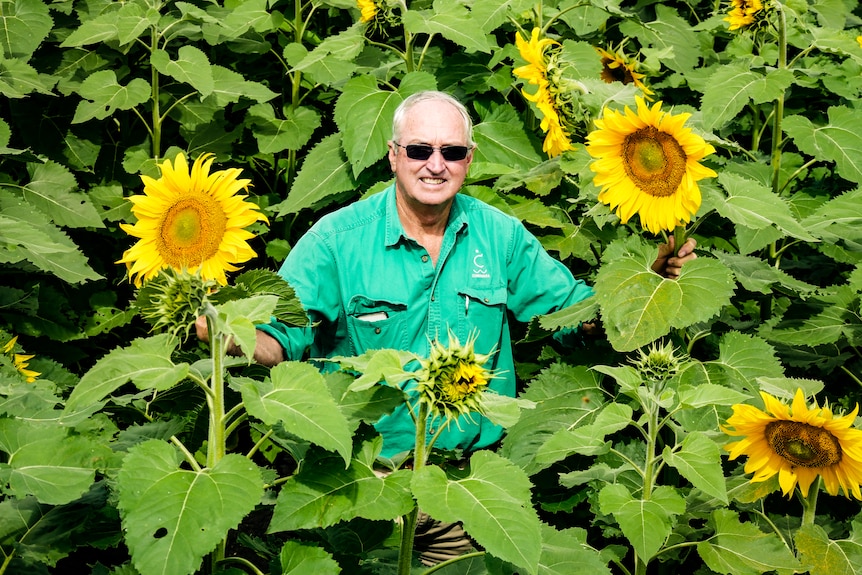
[504,219,594,324]
[256,229,342,360]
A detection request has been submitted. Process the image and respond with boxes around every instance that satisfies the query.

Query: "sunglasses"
[393,142,472,162]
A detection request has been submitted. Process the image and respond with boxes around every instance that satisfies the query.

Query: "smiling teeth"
[422,178,445,184]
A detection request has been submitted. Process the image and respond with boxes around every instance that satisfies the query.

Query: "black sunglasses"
[393,142,472,161]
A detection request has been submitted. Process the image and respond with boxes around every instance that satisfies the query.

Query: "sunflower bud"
[630,340,685,383]
[136,268,216,341]
[415,330,497,427]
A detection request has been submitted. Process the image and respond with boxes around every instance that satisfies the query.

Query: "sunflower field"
[2,0,862,574]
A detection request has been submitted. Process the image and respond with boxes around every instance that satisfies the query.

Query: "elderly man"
[200,90,695,457]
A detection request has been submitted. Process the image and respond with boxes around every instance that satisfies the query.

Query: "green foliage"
[1,0,862,573]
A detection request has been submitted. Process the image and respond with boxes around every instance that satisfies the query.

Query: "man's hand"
[652,236,697,279]
[194,316,285,366]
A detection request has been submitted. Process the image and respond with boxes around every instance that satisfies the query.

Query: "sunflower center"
[622,126,688,198]
[764,420,843,468]
[158,195,226,268]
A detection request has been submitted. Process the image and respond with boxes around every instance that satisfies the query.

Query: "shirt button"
[374,327,381,334]
[421,255,429,263]
[484,297,489,303]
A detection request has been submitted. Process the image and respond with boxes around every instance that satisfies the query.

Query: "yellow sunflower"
[3,336,39,383]
[724,0,763,30]
[596,46,653,97]
[857,35,862,49]
[513,28,574,157]
[357,0,377,23]
[117,152,268,287]
[723,389,862,500]
[586,96,716,234]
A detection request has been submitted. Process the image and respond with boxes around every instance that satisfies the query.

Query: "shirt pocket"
[458,286,507,350]
[346,295,408,354]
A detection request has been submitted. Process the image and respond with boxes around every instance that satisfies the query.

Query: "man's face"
[388,99,473,211]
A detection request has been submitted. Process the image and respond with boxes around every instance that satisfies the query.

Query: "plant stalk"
[397,401,430,575]
[800,477,821,527]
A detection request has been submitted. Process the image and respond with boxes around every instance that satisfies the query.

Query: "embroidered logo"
[471,249,490,279]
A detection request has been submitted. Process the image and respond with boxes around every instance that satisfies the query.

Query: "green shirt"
[259,184,593,458]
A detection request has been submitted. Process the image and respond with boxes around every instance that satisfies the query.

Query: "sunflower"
[596,46,653,97]
[513,28,574,158]
[117,152,268,287]
[3,336,39,383]
[357,0,377,23]
[857,35,862,49]
[724,0,764,30]
[415,330,497,425]
[586,96,716,235]
[723,389,862,500]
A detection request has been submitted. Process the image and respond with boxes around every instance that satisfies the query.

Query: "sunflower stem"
[204,311,229,570]
[800,477,821,527]
[672,225,687,257]
[397,401,430,575]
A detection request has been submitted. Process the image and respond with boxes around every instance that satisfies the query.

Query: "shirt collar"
[383,184,469,248]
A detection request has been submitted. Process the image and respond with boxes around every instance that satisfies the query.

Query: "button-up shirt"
[259,184,594,458]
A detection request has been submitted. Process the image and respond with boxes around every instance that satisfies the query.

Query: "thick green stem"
[150,27,161,160]
[801,477,821,527]
[203,310,229,571]
[397,401,429,575]
[634,393,661,575]
[767,3,787,261]
[673,225,687,255]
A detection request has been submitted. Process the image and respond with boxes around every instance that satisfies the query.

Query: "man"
[199,90,696,458]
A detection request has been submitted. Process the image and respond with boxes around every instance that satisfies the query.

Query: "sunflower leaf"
[23,160,104,229]
[279,540,341,575]
[117,440,264,575]
[679,331,783,392]
[247,103,322,154]
[412,450,542,574]
[537,525,613,575]
[0,0,53,58]
[150,46,214,97]
[784,106,862,185]
[402,0,494,54]
[269,435,414,532]
[598,483,685,562]
[237,361,353,464]
[663,432,727,503]
[701,63,793,131]
[697,509,801,575]
[65,334,188,412]
[71,70,151,124]
[795,521,862,575]
[272,133,355,215]
[594,237,735,352]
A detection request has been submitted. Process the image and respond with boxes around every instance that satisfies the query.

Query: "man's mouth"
[420,177,445,185]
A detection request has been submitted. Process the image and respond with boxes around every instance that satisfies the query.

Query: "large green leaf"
[0,56,55,98]
[150,46,214,97]
[534,402,632,466]
[501,363,606,474]
[268,435,414,532]
[594,237,735,352]
[71,70,151,124]
[796,521,862,575]
[238,361,353,463]
[272,133,356,215]
[679,331,783,391]
[403,0,494,54]
[598,483,685,562]
[247,103,322,154]
[65,334,189,413]
[713,251,818,295]
[210,269,308,327]
[60,1,154,47]
[802,186,862,242]
[208,64,278,105]
[212,294,278,362]
[701,64,794,130]
[762,286,860,347]
[0,419,111,505]
[117,440,264,575]
[697,509,801,575]
[288,24,364,86]
[713,172,818,241]
[0,0,53,58]
[537,525,612,575]
[784,106,862,185]
[23,160,104,229]
[662,431,727,503]
[279,540,341,575]
[412,451,542,575]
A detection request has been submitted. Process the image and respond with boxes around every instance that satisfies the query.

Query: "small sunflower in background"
[724,0,764,30]
[117,152,268,287]
[513,27,578,158]
[586,96,716,235]
[3,335,39,383]
[723,389,862,500]
[415,330,498,426]
[596,44,653,98]
[357,0,378,22]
